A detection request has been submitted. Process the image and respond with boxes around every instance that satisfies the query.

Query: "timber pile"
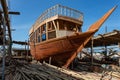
[0,59,84,80]
[0,58,120,80]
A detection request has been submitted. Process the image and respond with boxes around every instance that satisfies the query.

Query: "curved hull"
[30,31,94,67]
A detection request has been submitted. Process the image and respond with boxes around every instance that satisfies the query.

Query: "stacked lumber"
[0,59,120,80]
[0,59,84,80]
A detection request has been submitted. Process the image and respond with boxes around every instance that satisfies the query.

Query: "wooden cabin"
[29,4,83,43]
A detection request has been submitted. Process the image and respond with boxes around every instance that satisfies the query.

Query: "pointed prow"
[63,6,117,68]
[88,5,117,32]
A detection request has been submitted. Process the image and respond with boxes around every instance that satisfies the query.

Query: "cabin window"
[38,27,40,33]
[48,26,55,31]
[35,31,37,42]
[59,23,64,30]
[36,28,41,43]
[48,22,55,31]
[66,23,77,32]
[30,32,36,43]
[41,24,46,41]
[48,26,54,31]
[41,25,46,33]
[33,32,35,42]
[47,22,56,39]
[30,32,34,42]
[51,24,55,30]
[58,21,77,31]
[48,26,52,31]
[38,35,40,42]
[42,34,46,41]
[78,26,82,32]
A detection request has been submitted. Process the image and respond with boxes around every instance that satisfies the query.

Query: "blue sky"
[9,0,120,44]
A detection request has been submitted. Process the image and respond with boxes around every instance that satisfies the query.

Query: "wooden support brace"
[63,6,117,68]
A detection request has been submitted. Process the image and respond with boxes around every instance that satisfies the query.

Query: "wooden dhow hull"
[29,5,117,67]
[30,31,94,66]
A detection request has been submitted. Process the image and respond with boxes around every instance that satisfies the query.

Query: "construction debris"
[0,58,120,80]
[0,59,84,80]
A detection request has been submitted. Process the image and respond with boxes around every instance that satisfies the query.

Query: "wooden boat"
[29,4,117,68]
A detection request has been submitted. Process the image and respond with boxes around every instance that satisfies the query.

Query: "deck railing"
[32,4,83,28]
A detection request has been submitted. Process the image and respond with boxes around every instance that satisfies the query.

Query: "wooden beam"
[52,20,57,30]
[1,0,12,41]
[46,22,48,40]
[57,20,59,30]
[63,6,117,68]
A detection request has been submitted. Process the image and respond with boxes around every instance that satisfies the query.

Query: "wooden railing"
[32,4,83,28]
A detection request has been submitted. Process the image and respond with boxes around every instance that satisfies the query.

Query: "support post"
[49,57,52,64]
[46,22,48,40]
[91,38,94,68]
[2,17,6,80]
[27,40,29,57]
[105,44,107,58]
[25,40,27,57]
